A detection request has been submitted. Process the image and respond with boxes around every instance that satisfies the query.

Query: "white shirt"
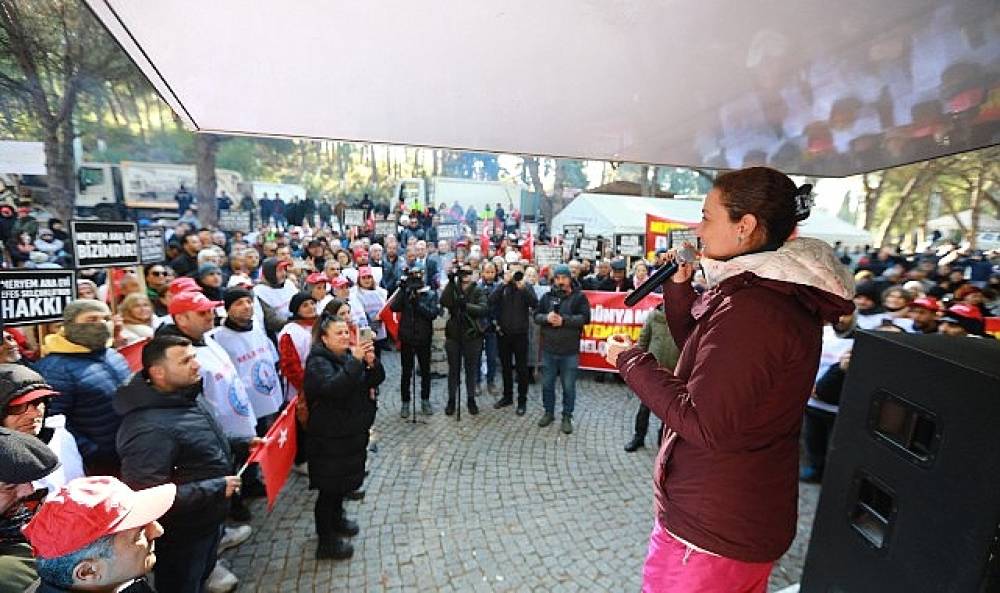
[213,324,283,418]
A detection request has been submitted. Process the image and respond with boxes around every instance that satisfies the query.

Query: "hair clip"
[794,184,814,220]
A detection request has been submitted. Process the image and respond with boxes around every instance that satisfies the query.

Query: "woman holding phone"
[605,167,854,592]
[305,314,384,561]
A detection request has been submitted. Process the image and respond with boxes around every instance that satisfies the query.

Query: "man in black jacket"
[115,335,261,593]
[488,264,538,415]
[168,233,202,278]
[534,265,591,434]
[440,262,488,416]
[388,263,440,417]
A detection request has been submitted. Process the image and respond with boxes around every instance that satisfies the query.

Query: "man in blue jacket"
[36,300,131,476]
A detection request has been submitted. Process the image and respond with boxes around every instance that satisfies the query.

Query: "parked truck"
[15,160,243,221]
[393,177,531,218]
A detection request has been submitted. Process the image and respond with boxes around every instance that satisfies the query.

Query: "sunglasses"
[149,270,166,276]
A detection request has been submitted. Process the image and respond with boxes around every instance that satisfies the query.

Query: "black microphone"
[624,246,697,306]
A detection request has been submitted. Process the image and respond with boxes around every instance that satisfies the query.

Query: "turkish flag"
[480,222,491,255]
[248,398,298,511]
[521,228,534,262]
[117,338,150,373]
[377,289,401,347]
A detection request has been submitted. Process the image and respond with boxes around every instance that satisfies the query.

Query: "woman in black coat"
[303,315,383,560]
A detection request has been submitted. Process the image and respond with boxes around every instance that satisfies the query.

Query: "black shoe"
[624,434,645,452]
[467,399,479,415]
[333,518,360,537]
[516,402,526,416]
[493,397,514,409]
[445,400,455,416]
[344,489,365,501]
[316,537,354,560]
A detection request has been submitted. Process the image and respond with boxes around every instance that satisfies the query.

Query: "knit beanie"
[62,299,110,323]
[223,287,253,311]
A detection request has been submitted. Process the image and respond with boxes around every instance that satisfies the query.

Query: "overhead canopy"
[85,0,999,177]
[552,194,874,248]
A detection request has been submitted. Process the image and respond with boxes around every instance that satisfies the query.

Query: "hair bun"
[794,184,814,222]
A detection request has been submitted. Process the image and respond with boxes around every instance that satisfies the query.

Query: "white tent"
[552,193,873,248]
[926,210,1000,233]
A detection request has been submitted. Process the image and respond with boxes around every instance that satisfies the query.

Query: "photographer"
[388,262,440,417]
[439,262,489,416]
[488,264,538,415]
[534,264,591,434]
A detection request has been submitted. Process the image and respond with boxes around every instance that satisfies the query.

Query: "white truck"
[394,177,525,216]
[73,161,244,220]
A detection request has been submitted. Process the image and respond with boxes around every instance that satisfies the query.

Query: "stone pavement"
[223,351,820,592]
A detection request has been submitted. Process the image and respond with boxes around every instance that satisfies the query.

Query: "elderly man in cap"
[0,365,83,495]
[22,476,176,593]
[533,264,591,434]
[0,428,59,593]
[35,301,131,476]
[0,427,60,592]
[116,335,260,593]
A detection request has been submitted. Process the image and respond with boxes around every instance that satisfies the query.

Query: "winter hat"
[288,292,316,320]
[0,427,59,484]
[197,263,222,279]
[854,280,879,302]
[0,364,58,412]
[223,287,253,311]
[553,264,572,278]
[62,299,110,323]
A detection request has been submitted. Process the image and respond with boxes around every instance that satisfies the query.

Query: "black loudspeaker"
[801,332,1000,593]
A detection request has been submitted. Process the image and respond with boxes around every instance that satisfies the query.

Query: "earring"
[737,235,743,245]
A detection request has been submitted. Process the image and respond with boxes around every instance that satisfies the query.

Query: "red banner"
[645,214,693,260]
[986,317,1000,340]
[578,290,663,372]
[248,399,298,511]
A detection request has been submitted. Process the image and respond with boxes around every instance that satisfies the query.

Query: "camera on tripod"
[448,267,472,283]
[401,267,424,293]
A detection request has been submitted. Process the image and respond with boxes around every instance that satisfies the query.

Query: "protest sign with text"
[578,290,661,372]
[71,220,140,268]
[0,270,76,326]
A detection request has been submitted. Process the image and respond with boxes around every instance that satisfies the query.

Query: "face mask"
[64,321,112,350]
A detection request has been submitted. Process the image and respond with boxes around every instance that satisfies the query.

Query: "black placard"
[139,226,166,264]
[70,220,139,269]
[0,270,76,326]
[614,233,645,257]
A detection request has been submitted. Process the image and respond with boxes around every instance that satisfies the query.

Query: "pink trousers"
[641,520,773,593]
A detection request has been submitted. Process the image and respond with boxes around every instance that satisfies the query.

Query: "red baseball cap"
[358,266,373,278]
[8,386,59,407]
[168,292,222,316]
[910,296,941,313]
[168,277,200,295]
[331,276,350,289]
[306,272,328,285]
[946,302,984,321]
[23,476,176,559]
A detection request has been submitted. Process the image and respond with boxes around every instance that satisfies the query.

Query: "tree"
[0,0,131,221]
[194,134,220,228]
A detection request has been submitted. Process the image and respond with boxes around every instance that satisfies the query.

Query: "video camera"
[401,267,424,292]
[448,267,472,283]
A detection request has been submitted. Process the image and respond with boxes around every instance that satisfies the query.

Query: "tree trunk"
[639,164,652,196]
[967,164,984,248]
[369,145,379,189]
[39,123,75,223]
[195,133,219,228]
[876,163,930,247]
[860,171,885,231]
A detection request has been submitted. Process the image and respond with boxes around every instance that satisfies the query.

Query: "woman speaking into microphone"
[606,167,854,592]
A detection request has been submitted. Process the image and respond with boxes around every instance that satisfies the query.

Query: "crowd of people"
[0,176,997,592]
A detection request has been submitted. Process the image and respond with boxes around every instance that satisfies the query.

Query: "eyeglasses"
[148,271,166,276]
[6,400,43,416]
